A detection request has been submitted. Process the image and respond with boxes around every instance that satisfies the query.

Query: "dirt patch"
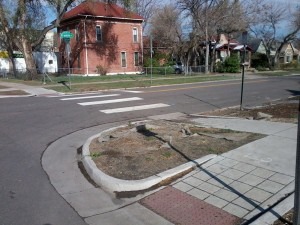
[0,85,8,89]
[273,209,293,225]
[89,120,263,180]
[202,98,299,123]
[0,90,29,95]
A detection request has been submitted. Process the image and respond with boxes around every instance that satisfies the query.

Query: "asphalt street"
[0,76,299,225]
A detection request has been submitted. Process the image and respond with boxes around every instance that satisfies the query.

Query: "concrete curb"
[82,124,216,194]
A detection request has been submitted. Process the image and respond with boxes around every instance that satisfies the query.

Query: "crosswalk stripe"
[78,97,143,106]
[50,92,105,98]
[60,94,119,101]
[100,103,170,114]
[120,90,143,93]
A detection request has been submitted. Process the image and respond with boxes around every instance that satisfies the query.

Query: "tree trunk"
[210,44,216,72]
[7,51,17,78]
[22,38,37,80]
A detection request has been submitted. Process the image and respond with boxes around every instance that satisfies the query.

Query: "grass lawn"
[1,69,298,93]
[46,75,237,93]
[256,69,300,76]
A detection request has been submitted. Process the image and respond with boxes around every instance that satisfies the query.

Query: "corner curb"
[82,125,216,194]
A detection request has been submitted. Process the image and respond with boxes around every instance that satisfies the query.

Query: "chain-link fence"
[143,65,206,76]
[0,65,208,83]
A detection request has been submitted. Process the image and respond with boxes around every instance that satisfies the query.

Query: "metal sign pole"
[240,31,247,110]
[293,99,300,225]
[67,42,71,89]
[60,31,74,90]
[150,35,153,86]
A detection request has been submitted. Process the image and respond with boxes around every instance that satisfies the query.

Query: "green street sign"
[60,31,74,39]
[13,53,24,58]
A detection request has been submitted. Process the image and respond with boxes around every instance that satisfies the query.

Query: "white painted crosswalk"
[60,94,119,101]
[78,97,142,106]
[59,93,170,114]
[100,103,169,114]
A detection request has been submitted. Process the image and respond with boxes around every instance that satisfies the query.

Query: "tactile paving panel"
[140,186,242,225]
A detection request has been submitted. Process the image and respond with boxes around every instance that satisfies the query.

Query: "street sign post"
[60,31,74,89]
[240,31,248,110]
[60,31,74,39]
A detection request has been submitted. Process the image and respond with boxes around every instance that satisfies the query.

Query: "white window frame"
[96,25,102,42]
[121,52,127,68]
[133,27,138,43]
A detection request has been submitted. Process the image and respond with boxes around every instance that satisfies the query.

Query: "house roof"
[62,1,143,22]
[247,39,261,52]
[233,45,252,51]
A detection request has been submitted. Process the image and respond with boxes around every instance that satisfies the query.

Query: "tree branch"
[31,0,75,48]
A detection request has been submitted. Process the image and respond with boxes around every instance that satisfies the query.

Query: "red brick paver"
[140,187,242,225]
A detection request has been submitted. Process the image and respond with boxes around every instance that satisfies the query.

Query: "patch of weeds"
[145,157,153,161]
[207,147,215,153]
[146,136,157,141]
[190,126,237,134]
[90,152,102,159]
[292,114,298,119]
[128,121,134,128]
[162,151,172,158]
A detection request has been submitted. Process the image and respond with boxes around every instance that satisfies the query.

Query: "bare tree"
[0,0,76,79]
[150,4,194,70]
[250,2,300,69]
[130,0,158,32]
[150,5,182,47]
[177,0,249,73]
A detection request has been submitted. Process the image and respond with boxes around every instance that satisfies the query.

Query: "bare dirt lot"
[202,98,299,124]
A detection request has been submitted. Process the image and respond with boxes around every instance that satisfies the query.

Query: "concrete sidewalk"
[0,81,60,97]
[42,114,298,225]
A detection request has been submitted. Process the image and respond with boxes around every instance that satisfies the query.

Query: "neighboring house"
[214,34,252,67]
[247,39,300,64]
[248,39,268,55]
[279,43,300,63]
[58,1,144,75]
[0,29,58,74]
[36,30,58,52]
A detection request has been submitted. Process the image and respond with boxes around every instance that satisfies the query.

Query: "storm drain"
[140,187,242,225]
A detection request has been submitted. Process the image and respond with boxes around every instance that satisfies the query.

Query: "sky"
[44,0,299,37]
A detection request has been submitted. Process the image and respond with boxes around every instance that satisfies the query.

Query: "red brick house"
[58,1,144,75]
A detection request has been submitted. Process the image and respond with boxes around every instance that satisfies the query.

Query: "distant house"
[248,39,300,64]
[214,34,252,67]
[279,43,300,64]
[58,1,144,75]
[35,30,58,52]
[248,39,267,55]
